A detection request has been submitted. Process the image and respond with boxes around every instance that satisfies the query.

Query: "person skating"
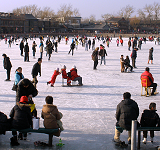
[2,53,12,81]
[39,40,44,59]
[141,67,157,95]
[113,92,139,145]
[70,66,83,86]
[31,58,42,88]
[68,41,75,56]
[47,68,61,87]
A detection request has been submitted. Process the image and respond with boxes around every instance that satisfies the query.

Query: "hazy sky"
[0,0,160,19]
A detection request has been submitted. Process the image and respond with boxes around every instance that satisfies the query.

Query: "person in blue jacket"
[15,67,24,85]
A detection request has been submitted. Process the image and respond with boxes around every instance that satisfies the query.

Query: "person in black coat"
[124,56,133,72]
[31,58,42,88]
[2,53,12,81]
[0,111,11,135]
[88,39,91,49]
[131,48,138,68]
[114,92,139,144]
[68,41,75,56]
[16,78,38,103]
[19,40,24,56]
[92,47,99,70]
[140,102,160,143]
[10,96,32,145]
[24,42,29,62]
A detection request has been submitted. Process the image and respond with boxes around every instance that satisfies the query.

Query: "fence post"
[131,120,137,150]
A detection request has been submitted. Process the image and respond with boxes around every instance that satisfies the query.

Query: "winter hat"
[73,65,76,69]
[2,54,6,57]
[56,68,59,71]
[63,65,66,69]
[19,96,28,104]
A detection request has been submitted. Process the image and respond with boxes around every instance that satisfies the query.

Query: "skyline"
[0,0,160,20]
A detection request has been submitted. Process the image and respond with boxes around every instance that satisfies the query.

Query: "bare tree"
[12,5,54,19]
[137,9,146,20]
[117,5,134,19]
[153,2,160,21]
[101,13,113,20]
[144,4,153,21]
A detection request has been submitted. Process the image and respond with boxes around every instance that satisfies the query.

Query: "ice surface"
[0,36,160,150]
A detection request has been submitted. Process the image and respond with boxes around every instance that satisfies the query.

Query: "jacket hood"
[43,104,57,113]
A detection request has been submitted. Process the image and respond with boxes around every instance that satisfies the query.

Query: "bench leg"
[48,134,53,147]
[137,131,141,149]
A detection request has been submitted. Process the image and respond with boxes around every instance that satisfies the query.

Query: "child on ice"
[47,68,61,87]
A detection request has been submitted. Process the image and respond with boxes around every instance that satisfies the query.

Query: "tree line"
[11,2,160,23]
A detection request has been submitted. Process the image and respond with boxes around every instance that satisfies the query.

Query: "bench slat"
[10,128,59,134]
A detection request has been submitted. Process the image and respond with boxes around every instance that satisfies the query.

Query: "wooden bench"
[9,128,59,147]
[137,127,160,149]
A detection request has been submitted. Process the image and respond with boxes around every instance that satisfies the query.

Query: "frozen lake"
[0,36,160,150]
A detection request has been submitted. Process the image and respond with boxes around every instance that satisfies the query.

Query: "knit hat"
[73,65,76,69]
[63,65,66,69]
[19,96,28,104]
[56,68,59,71]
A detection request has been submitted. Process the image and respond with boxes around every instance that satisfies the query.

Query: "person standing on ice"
[99,45,107,65]
[39,40,44,59]
[31,58,42,88]
[2,53,12,81]
[47,68,61,87]
[113,92,139,145]
[92,47,99,70]
[19,40,24,56]
[88,38,91,50]
[131,47,138,68]
[116,39,119,46]
[24,42,29,62]
[85,37,88,51]
[92,38,95,50]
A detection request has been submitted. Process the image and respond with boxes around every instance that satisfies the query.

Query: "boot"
[18,133,23,140]
[10,136,20,146]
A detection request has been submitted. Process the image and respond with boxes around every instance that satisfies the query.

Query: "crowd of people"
[0,34,159,148]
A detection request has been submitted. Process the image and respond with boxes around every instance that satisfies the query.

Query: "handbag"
[12,83,18,91]
[33,117,40,130]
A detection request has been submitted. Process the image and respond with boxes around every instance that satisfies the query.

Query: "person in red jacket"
[61,65,71,86]
[70,65,83,86]
[47,68,61,87]
[141,67,157,95]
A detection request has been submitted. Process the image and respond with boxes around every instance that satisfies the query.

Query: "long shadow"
[58,107,115,111]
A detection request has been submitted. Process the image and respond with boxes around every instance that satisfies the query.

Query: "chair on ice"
[141,78,153,96]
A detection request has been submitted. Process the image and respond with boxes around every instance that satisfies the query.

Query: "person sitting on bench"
[61,65,71,86]
[10,96,32,146]
[141,67,157,95]
[140,102,160,144]
[70,65,83,86]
